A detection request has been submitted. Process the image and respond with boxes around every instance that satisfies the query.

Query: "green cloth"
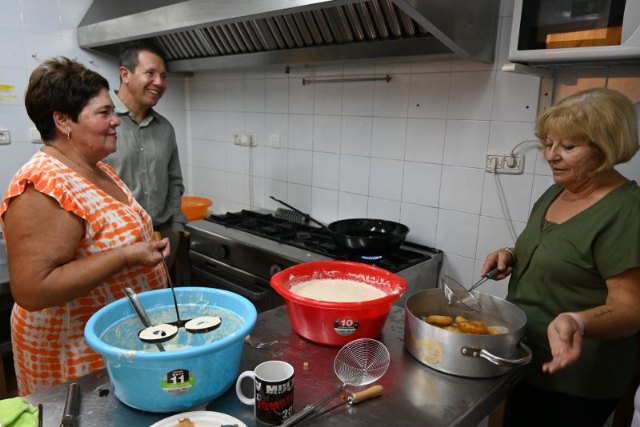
[0,397,38,427]
[507,181,640,399]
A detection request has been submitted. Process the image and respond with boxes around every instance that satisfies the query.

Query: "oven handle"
[190,251,267,283]
[191,264,270,301]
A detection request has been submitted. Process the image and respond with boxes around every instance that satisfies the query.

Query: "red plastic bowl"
[270,261,407,346]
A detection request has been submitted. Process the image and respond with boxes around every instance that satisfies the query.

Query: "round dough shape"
[185,316,222,333]
[138,323,179,343]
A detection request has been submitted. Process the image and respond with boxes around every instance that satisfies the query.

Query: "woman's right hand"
[122,239,170,267]
[481,247,515,280]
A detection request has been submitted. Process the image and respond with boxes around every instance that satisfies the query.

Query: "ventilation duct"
[77,0,500,72]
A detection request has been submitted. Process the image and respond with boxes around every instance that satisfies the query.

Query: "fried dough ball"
[425,315,454,327]
[177,418,196,427]
[457,320,490,335]
[422,313,508,335]
[455,315,468,324]
[488,326,509,335]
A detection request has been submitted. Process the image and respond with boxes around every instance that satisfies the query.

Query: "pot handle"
[461,342,532,367]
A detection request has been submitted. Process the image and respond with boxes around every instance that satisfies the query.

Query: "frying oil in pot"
[99,306,243,352]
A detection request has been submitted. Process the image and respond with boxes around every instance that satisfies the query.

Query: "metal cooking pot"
[404,288,531,378]
[270,196,409,254]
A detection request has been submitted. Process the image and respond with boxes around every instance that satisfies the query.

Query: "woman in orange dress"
[0,57,169,395]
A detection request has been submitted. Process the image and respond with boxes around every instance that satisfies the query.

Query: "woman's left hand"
[542,313,583,374]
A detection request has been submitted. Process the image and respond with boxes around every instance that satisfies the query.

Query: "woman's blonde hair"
[535,88,639,175]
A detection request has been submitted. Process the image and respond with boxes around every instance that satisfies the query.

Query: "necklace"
[45,143,98,175]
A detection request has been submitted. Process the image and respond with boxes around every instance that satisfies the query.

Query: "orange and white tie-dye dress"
[0,150,167,395]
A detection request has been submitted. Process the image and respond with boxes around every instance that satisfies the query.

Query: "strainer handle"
[279,384,345,427]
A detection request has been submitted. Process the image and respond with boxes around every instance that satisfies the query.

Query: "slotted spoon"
[442,268,498,312]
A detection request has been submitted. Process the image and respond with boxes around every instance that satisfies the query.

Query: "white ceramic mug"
[236,360,294,424]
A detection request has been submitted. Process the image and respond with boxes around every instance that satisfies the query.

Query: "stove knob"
[269,264,283,277]
[212,244,228,259]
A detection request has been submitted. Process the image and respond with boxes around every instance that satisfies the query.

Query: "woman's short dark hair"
[24,57,109,141]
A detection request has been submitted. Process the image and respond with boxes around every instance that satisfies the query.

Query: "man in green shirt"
[104,44,187,268]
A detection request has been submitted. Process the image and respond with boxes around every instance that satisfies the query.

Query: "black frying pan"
[270,196,409,254]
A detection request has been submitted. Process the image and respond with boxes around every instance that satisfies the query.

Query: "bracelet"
[503,247,516,263]
[561,312,585,336]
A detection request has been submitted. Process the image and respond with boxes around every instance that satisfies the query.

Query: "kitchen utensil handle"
[461,342,533,367]
[302,385,385,425]
[349,384,384,404]
[153,231,183,325]
[279,385,345,427]
[124,288,152,327]
[124,287,166,352]
[468,268,499,292]
[269,196,328,230]
[60,382,80,427]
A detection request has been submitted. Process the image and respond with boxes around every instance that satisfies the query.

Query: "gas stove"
[185,210,443,312]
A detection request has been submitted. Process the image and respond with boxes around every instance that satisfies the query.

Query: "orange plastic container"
[270,261,407,346]
[181,196,212,221]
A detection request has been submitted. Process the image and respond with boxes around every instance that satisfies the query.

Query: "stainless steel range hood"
[77,0,500,72]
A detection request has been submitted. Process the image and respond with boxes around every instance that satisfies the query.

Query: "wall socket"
[0,128,10,144]
[232,132,256,147]
[486,153,524,174]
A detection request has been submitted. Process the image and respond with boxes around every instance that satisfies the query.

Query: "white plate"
[149,410,247,427]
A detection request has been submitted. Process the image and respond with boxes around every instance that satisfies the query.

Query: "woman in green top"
[482,88,640,427]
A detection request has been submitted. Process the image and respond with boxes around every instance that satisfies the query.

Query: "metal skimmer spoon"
[442,268,498,312]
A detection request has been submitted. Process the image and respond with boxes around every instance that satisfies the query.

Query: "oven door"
[188,252,284,313]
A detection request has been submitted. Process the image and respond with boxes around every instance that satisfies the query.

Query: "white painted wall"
[1,0,639,303]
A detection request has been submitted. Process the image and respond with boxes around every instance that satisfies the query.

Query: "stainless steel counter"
[26,305,523,427]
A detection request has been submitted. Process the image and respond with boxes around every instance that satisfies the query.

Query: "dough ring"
[184,316,222,333]
[138,323,179,343]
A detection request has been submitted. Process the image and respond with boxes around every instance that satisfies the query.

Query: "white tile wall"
[2,0,640,302]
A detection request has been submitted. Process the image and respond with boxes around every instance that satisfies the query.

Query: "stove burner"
[204,210,438,273]
[296,231,312,239]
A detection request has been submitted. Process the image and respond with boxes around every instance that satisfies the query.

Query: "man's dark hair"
[119,42,166,72]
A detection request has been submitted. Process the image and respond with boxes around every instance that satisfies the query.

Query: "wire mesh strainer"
[280,338,390,427]
[441,268,498,312]
[334,337,390,386]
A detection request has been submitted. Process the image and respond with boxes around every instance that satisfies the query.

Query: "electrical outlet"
[233,132,256,147]
[0,128,10,144]
[268,134,280,148]
[485,153,524,174]
[232,132,242,144]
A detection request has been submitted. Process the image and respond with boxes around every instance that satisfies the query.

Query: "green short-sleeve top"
[507,181,640,399]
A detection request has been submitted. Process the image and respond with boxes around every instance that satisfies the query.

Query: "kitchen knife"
[60,382,80,427]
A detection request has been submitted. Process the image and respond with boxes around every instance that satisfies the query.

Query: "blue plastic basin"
[84,287,256,413]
